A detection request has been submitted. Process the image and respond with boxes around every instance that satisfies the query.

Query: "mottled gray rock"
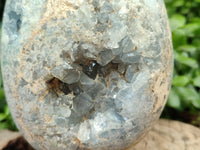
[1,0,173,150]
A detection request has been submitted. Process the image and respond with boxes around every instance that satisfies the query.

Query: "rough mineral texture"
[1,0,173,150]
[2,120,200,150]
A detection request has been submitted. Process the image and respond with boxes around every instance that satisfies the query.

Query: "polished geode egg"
[1,0,173,150]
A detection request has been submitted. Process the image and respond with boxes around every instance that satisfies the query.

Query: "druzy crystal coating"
[1,0,173,150]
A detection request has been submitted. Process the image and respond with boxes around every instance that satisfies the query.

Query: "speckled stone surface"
[1,0,173,150]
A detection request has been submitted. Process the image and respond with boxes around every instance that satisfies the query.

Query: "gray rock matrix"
[1,0,173,150]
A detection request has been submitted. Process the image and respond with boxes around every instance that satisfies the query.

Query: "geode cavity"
[1,0,173,150]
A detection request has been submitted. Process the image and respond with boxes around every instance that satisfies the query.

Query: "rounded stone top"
[1,0,173,150]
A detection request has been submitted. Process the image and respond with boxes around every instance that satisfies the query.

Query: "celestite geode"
[1,0,173,150]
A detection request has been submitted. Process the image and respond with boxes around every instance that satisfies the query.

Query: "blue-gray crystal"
[1,0,173,150]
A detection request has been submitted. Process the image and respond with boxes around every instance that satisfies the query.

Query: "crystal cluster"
[1,0,173,150]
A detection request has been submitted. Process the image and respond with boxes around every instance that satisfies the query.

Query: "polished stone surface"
[1,0,173,149]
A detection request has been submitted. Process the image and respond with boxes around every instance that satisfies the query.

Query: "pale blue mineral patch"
[1,0,173,150]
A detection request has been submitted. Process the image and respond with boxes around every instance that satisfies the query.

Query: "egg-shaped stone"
[1,0,173,150]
